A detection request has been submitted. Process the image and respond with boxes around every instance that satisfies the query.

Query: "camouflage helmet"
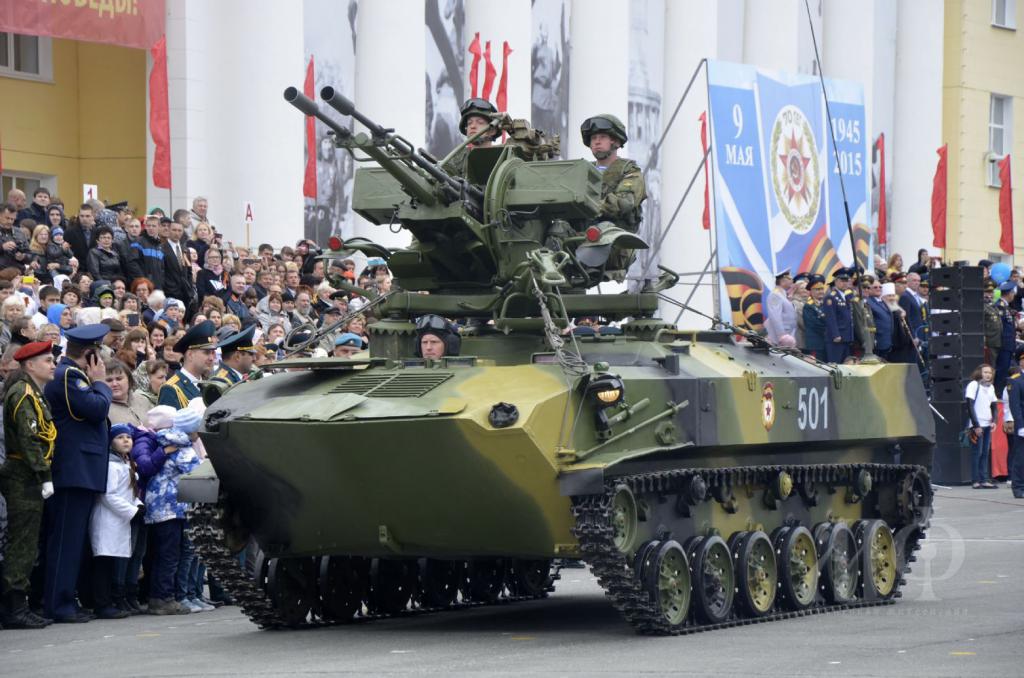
[581,114,628,147]
[459,98,499,139]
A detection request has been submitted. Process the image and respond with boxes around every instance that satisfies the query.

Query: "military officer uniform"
[765,269,797,345]
[0,342,57,628]
[211,325,257,387]
[158,321,218,409]
[823,268,854,363]
[581,114,647,233]
[1008,355,1024,498]
[995,281,1018,393]
[983,280,1002,361]
[801,275,827,359]
[42,325,112,623]
[848,285,875,357]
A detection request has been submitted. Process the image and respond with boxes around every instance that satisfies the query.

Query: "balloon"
[991,262,1012,284]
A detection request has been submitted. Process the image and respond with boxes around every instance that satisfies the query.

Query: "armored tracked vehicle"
[181,86,935,634]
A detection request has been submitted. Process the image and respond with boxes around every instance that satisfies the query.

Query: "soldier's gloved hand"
[41,482,55,499]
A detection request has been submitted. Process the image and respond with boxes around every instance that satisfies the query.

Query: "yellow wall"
[0,38,145,212]
[943,0,1024,263]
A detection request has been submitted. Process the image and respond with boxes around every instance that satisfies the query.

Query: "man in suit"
[158,320,217,408]
[867,280,894,360]
[63,203,97,265]
[162,218,196,315]
[898,271,925,341]
[41,324,112,623]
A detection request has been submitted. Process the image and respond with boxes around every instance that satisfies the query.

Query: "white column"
[656,0,742,324]
[891,0,944,261]
[199,0,305,249]
[352,0,426,249]
[148,0,209,215]
[464,0,531,120]
[743,0,818,75]
[567,0,630,163]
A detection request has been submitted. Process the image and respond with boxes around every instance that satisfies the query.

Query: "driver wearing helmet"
[414,314,461,360]
[580,114,646,232]
[442,98,501,179]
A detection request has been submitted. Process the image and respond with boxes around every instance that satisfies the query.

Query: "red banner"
[0,0,163,51]
[931,144,947,249]
[0,0,166,50]
[875,133,887,245]
[699,111,710,230]
[302,56,317,200]
[999,155,1014,255]
[468,33,481,99]
[149,35,170,189]
[481,40,496,100]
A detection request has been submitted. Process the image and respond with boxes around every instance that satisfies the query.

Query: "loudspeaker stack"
[928,265,985,484]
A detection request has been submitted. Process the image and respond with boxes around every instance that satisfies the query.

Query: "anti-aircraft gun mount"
[284,85,665,315]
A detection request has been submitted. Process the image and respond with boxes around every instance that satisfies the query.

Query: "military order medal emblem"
[770,105,821,234]
[761,382,776,431]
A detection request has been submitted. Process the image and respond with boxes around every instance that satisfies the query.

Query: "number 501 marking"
[797,387,829,431]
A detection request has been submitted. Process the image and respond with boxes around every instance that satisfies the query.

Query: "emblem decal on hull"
[761,382,776,431]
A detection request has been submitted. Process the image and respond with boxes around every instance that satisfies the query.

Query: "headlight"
[587,374,625,408]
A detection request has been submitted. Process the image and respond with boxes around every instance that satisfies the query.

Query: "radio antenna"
[803,0,859,269]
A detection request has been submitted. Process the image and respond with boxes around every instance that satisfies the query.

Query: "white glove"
[1018,428,1024,437]
[41,481,55,499]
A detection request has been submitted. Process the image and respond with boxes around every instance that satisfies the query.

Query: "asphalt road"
[2,485,1021,677]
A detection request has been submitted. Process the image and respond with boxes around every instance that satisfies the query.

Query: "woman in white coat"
[90,423,143,619]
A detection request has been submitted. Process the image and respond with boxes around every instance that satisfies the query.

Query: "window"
[1,173,56,203]
[993,0,1017,29]
[0,32,53,82]
[988,94,1013,187]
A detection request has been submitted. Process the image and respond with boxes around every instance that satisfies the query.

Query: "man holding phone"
[42,324,112,623]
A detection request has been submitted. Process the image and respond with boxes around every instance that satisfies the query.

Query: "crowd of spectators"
[0,187,388,628]
[764,246,1024,495]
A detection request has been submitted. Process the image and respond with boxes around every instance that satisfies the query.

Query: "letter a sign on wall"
[243,201,254,248]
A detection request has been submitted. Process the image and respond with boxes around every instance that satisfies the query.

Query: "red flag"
[482,41,497,100]
[876,133,887,244]
[468,33,482,98]
[302,56,317,200]
[931,144,948,249]
[999,155,1014,254]
[149,35,171,189]
[496,41,512,113]
[699,111,710,230]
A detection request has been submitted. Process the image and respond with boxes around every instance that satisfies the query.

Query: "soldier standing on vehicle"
[0,341,57,629]
[580,114,646,233]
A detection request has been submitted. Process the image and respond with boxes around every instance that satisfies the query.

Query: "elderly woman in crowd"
[105,358,152,426]
[0,295,27,349]
[144,290,166,325]
[87,225,125,281]
[134,358,169,407]
[196,248,229,300]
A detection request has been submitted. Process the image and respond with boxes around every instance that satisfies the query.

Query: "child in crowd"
[90,423,144,619]
[133,405,202,615]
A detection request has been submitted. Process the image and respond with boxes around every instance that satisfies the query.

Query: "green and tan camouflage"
[183,88,936,633]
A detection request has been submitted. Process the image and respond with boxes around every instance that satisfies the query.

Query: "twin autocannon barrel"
[284,85,483,210]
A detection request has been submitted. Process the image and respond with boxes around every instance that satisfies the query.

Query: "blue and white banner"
[706,60,870,330]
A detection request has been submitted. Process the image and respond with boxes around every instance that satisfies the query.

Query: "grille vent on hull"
[327,372,453,398]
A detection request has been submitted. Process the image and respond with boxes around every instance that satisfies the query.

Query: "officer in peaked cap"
[158,320,217,408]
[41,324,113,623]
[802,274,828,358]
[995,281,1018,392]
[823,268,854,363]
[211,324,257,387]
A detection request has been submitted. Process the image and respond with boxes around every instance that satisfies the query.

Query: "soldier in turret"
[442,98,500,179]
[580,114,646,233]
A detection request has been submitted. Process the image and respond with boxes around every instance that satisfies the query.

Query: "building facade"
[2,0,1022,319]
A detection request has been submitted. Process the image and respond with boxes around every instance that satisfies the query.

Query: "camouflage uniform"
[0,374,55,597]
[848,289,875,356]
[441,145,470,179]
[595,158,646,233]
